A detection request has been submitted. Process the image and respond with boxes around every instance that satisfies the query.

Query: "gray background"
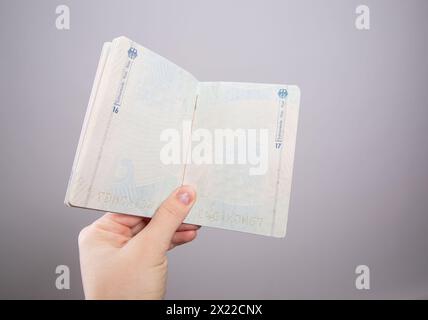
[0,0,427,299]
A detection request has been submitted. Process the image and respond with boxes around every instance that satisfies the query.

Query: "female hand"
[78,186,198,299]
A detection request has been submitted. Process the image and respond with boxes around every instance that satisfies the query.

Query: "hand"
[78,186,198,300]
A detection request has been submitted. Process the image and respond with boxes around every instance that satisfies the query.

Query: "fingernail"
[177,191,192,205]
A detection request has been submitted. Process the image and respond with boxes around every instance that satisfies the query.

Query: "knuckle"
[78,226,92,246]
[159,202,181,220]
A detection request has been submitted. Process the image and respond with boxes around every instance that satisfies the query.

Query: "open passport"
[65,36,300,237]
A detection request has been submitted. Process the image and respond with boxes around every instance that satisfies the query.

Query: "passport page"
[183,82,300,237]
[66,37,198,214]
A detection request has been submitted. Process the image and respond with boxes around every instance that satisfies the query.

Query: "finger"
[177,223,201,231]
[140,219,200,232]
[169,230,198,250]
[135,185,196,251]
[172,230,198,245]
[93,213,141,238]
[131,219,149,236]
[103,212,145,228]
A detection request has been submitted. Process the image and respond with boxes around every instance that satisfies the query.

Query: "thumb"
[136,185,196,251]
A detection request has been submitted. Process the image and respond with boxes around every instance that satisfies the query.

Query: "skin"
[78,185,198,300]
